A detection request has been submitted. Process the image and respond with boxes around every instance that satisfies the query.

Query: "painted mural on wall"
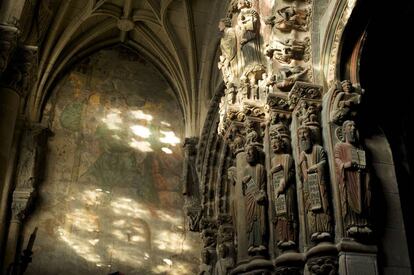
[24,46,200,274]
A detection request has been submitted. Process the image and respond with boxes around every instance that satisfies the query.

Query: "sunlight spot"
[130,110,153,121]
[112,134,121,140]
[161,121,171,127]
[163,258,173,266]
[102,111,122,130]
[131,235,144,242]
[89,239,99,246]
[161,147,173,154]
[113,220,126,227]
[130,125,151,138]
[160,131,180,146]
[129,139,153,152]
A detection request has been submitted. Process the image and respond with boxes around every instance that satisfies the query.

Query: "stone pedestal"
[274,251,305,275]
[339,252,378,275]
[230,257,274,275]
[337,239,378,275]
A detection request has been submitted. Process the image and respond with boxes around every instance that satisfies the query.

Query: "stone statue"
[334,120,372,238]
[266,38,307,64]
[214,244,235,275]
[218,18,238,84]
[275,6,309,32]
[237,0,265,79]
[274,66,308,92]
[270,126,298,250]
[298,126,332,243]
[199,249,213,275]
[242,144,267,255]
[330,80,361,125]
[238,76,250,103]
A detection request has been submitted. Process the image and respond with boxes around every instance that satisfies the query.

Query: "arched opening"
[22,45,201,274]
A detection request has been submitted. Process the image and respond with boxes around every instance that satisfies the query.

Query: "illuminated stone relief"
[23,47,200,275]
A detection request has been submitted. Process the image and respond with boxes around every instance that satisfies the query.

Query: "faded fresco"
[24,47,200,275]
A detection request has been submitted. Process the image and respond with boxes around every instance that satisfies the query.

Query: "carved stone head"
[246,144,259,164]
[201,249,211,264]
[218,244,228,258]
[343,120,358,144]
[298,126,313,153]
[238,0,252,9]
[219,18,232,31]
[341,80,353,93]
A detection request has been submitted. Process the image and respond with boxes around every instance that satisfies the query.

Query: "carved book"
[351,148,366,168]
[307,172,322,210]
[273,170,287,215]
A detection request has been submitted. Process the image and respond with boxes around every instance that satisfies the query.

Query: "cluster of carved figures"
[181,1,376,274]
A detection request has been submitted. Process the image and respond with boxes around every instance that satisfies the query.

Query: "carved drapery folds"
[194,0,377,273]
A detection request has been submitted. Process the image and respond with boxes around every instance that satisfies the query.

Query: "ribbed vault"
[21,0,228,136]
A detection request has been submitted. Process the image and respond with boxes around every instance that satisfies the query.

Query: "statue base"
[274,251,304,275]
[230,256,273,275]
[304,242,338,275]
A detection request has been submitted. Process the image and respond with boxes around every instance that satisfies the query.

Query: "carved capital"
[288,81,322,110]
[0,24,19,73]
[1,45,38,97]
[11,188,35,222]
[307,256,338,275]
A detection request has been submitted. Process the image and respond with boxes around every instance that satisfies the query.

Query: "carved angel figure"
[218,18,238,84]
[275,6,309,32]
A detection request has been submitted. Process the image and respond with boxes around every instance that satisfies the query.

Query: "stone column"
[0,23,19,74]
[3,124,50,271]
[0,45,38,269]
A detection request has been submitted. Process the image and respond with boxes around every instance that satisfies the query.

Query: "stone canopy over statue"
[334,120,372,238]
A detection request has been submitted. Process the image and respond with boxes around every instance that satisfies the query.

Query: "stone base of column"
[337,239,378,275]
[305,242,338,275]
[231,256,274,275]
[274,251,304,275]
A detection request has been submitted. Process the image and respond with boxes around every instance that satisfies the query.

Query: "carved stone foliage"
[288,81,322,110]
[266,38,310,64]
[0,24,19,73]
[307,256,338,275]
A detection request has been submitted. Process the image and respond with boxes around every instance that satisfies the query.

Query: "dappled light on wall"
[23,47,200,275]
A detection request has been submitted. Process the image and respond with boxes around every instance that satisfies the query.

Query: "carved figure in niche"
[242,144,267,255]
[237,0,265,79]
[330,80,362,125]
[238,76,250,103]
[274,66,309,92]
[218,18,238,84]
[275,6,309,32]
[199,249,213,275]
[298,126,332,243]
[214,244,235,275]
[226,83,237,105]
[258,72,269,99]
[298,102,320,127]
[334,120,372,238]
[249,77,259,100]
[270,125,298,250]
[266,38,308,64]
[245,120,259,145]
[228,166,238,227]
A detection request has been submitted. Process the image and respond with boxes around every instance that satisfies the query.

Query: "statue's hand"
[256,190,266,204]
[344,161,352,169]
[242,175,252,184]
[271,164,283,174]
[307,165,318,173]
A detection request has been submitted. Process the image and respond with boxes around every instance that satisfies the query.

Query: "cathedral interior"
[0,0,413,274]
